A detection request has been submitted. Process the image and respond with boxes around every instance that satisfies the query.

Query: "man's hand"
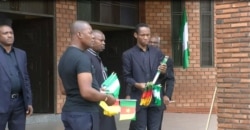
[158,64,167,74]
[125,95,131,99]
[163,96,170,105]
[135,83,146,91]
[105,95,116,106]
[26,105,33,117]
[100,87,107,93]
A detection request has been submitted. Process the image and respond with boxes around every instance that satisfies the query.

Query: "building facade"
[0,0,249,129]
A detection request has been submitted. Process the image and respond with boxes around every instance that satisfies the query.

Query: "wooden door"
[12,18,54,113]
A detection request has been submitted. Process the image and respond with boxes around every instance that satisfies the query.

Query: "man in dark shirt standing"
[122,23,174,130]
[58,21,116,130]
[0,21,33,130]
[85,30,117,130]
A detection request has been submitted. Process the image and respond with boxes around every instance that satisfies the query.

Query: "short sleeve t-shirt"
[58,46,99,112]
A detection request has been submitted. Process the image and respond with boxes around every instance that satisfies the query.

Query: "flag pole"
[205,86,217,130]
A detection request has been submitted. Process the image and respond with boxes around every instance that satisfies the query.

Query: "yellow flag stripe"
[119,114,135,120]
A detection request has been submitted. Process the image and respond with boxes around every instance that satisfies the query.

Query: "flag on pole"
[180,8,189,69]
[101,72,120,98]
[119,99,136,120]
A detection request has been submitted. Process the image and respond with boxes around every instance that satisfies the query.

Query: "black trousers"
[129,107,163,130]
[99,111,117,130]
[61,111,99,130]
[0,96,26,130]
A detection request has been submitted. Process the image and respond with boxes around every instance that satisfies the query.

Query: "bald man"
[58,21,116,130]
[149,35,175,130]
[85,30,117,130]
[149,36,161,48]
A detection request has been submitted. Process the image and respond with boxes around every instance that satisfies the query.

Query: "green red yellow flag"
[119,99,136,120]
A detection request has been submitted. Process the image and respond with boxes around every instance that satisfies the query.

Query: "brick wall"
[55,0,76,113]
[215,1,250,129]
[145,1,172,55]
[145,1,217,113]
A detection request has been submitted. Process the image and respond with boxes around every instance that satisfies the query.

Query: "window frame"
[200,0,214,67]
[171,0,185,67]
[77,0,139,27]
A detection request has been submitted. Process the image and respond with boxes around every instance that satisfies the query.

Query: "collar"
[0,44,13,53]
[135,45,149,52]
[87,48,99,56]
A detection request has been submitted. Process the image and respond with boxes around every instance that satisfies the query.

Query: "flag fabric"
[140,82,153,106]
[101,72,120,98]
[119,99,136,120]
[180,8,189,69]
[99,100,120,117]
[152,84,161,106]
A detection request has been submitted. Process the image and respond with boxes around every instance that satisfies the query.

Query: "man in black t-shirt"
[58,21,116,130]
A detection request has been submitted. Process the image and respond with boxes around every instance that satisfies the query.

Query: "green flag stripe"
[120,100,136,107]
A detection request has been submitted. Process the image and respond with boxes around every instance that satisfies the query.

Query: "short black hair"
[134,23,149,34]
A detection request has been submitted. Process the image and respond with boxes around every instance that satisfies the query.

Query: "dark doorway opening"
[1,13,54,113]
[101,30,135,98]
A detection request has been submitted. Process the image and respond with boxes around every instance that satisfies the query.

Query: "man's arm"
[122,52,145,91]
[125,84,131,99]
[23,52,33,116]
[77,72,116,105]
[59,78,66,95]
[23,52,32,105]
[122,52,136,86]
[163,58,175,100]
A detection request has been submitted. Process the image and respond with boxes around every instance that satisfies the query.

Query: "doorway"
[101,30,135,98]
[2,13,54,113]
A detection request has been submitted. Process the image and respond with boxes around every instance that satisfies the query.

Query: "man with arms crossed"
[58,21,116,130]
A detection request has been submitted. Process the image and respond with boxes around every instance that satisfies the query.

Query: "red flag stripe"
[120,107,136,114]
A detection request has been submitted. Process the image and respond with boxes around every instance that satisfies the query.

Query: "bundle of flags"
[101,72,120,98]
[140,56,168,107]
[140,82,153,106]
[99,99,137,121]
[140,82,162,106]
[99,66,163,120]
[100,72,136,120]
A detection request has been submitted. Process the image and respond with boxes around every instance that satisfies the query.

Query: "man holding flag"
[85,30,117,130]
[58,21,116,130]
[122,23,174,130]
[149,35,175,130]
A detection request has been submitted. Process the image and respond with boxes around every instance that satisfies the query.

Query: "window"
[171,0,184,66]
[77,0,138,27]
[200,1,214,66]
[0,0,54,15]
